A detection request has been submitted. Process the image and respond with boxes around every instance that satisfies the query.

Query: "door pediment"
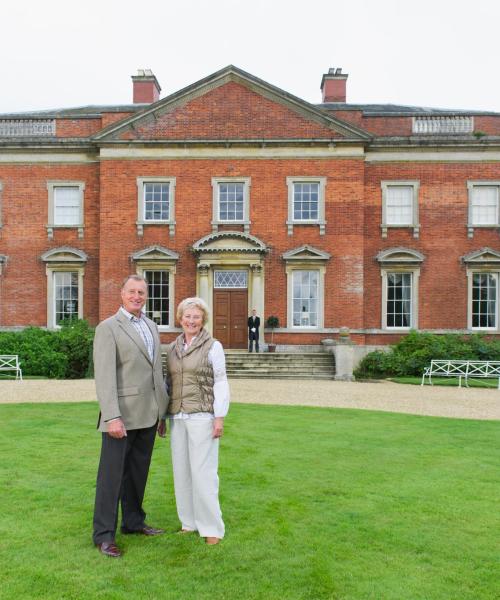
[192,231,268,256]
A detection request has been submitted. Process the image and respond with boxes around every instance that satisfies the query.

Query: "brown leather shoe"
[121,524,165,536]
[97,541,122,557]
[205,537,221,545]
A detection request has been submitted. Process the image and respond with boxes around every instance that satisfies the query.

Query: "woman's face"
[181,307,204,338]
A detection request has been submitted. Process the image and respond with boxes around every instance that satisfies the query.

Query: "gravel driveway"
[0,378,499,420]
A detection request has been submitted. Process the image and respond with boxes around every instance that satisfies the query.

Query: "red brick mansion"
[1,65,499,351]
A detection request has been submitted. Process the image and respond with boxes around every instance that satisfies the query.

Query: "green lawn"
[0,402,498,600]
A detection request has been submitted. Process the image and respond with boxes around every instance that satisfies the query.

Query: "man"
[92,274,168,557]
[247,308,260,353]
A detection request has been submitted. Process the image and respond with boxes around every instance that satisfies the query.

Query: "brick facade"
[1,65,500,347]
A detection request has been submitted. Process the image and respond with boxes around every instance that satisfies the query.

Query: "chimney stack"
[320,67,348,103]
[132,69,161,104]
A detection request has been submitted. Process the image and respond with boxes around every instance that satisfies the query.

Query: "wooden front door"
[213,290,248,348]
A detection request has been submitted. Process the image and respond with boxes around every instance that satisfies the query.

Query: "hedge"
[354,330,500,379]
[0,319,94,379]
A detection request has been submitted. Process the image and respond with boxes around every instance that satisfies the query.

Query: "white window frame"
[467,269,499,331]
[136,264,176,331]
[211,177,251,233]
[136,177,176,236]
[47,181,85,240]
[381,268,419,330]
[467,181,500,238]
[46,266,85,329]
[381,181,420,239]
[286,177,326,235]
[141,269,173,329]
[286,266,326,330]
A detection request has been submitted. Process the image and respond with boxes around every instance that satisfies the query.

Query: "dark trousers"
[248,332,259,352]
[92,423,157,545]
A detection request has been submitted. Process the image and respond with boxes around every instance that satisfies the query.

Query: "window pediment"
[282,245,331,262]
[131,245,179,262]
[41,247,88,263]
[376,247,424,266]
[462,247,500,266]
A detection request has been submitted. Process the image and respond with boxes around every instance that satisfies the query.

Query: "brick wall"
[98,157,365,342]
[363,161,500,344]
[0,162,100,327]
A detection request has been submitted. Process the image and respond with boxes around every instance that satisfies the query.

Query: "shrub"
[0,320,94,379]
[354,331,500,379]
[57,319,95,378]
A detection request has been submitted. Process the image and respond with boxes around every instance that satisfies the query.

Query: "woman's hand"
[157,419,167,438]
[212,417,224,439]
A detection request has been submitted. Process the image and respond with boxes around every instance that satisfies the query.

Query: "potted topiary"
[266,315,279,352]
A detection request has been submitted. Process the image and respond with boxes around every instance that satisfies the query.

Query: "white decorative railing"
[0,119,56,137]
[413,116,474,134]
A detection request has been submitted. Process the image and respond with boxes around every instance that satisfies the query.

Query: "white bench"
[421,360,500,388]
[0,355,23,380]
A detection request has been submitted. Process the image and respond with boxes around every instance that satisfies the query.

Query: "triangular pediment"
[131,245,179,261]
[282,245,331,262]
[41,247,88,262]
[462,247,500,264]
[192,231,268,254]
[93,66,370,143]
[376,247,425,265]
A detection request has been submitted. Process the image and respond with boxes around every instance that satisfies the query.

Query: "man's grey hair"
[121,274,148,289]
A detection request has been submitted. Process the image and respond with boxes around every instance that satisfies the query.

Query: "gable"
[94,66,370,143]
[462,247,500,265]
[117,82,348,141]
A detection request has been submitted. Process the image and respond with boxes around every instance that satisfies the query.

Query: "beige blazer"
[93,310,168,432]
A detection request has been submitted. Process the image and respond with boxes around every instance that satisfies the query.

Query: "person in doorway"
[248,308,260,352]
[92,274,168,558]
[158,297,229,545]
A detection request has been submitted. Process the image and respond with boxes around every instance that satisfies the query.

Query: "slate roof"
[318,103,500,117]
[0,105,146,118]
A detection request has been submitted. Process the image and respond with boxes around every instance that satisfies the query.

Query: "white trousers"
[170,418,225,538]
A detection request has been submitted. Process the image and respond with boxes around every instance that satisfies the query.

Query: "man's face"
[121,279,147,317]
[252,310,257,317]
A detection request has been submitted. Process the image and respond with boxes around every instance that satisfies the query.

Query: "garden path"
[0,378,499,420]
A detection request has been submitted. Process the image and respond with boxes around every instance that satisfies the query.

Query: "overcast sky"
[1,0,499,114]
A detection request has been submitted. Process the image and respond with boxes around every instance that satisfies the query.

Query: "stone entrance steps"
[224,350,335,379]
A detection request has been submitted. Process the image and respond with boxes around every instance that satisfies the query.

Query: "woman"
[158,297,229,545]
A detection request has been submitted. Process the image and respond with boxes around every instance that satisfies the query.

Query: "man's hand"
[157,419,167,438]
[107,418,127,439]
[212,417,224,439]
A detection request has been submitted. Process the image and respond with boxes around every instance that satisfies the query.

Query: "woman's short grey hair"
[176,297,210,326]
